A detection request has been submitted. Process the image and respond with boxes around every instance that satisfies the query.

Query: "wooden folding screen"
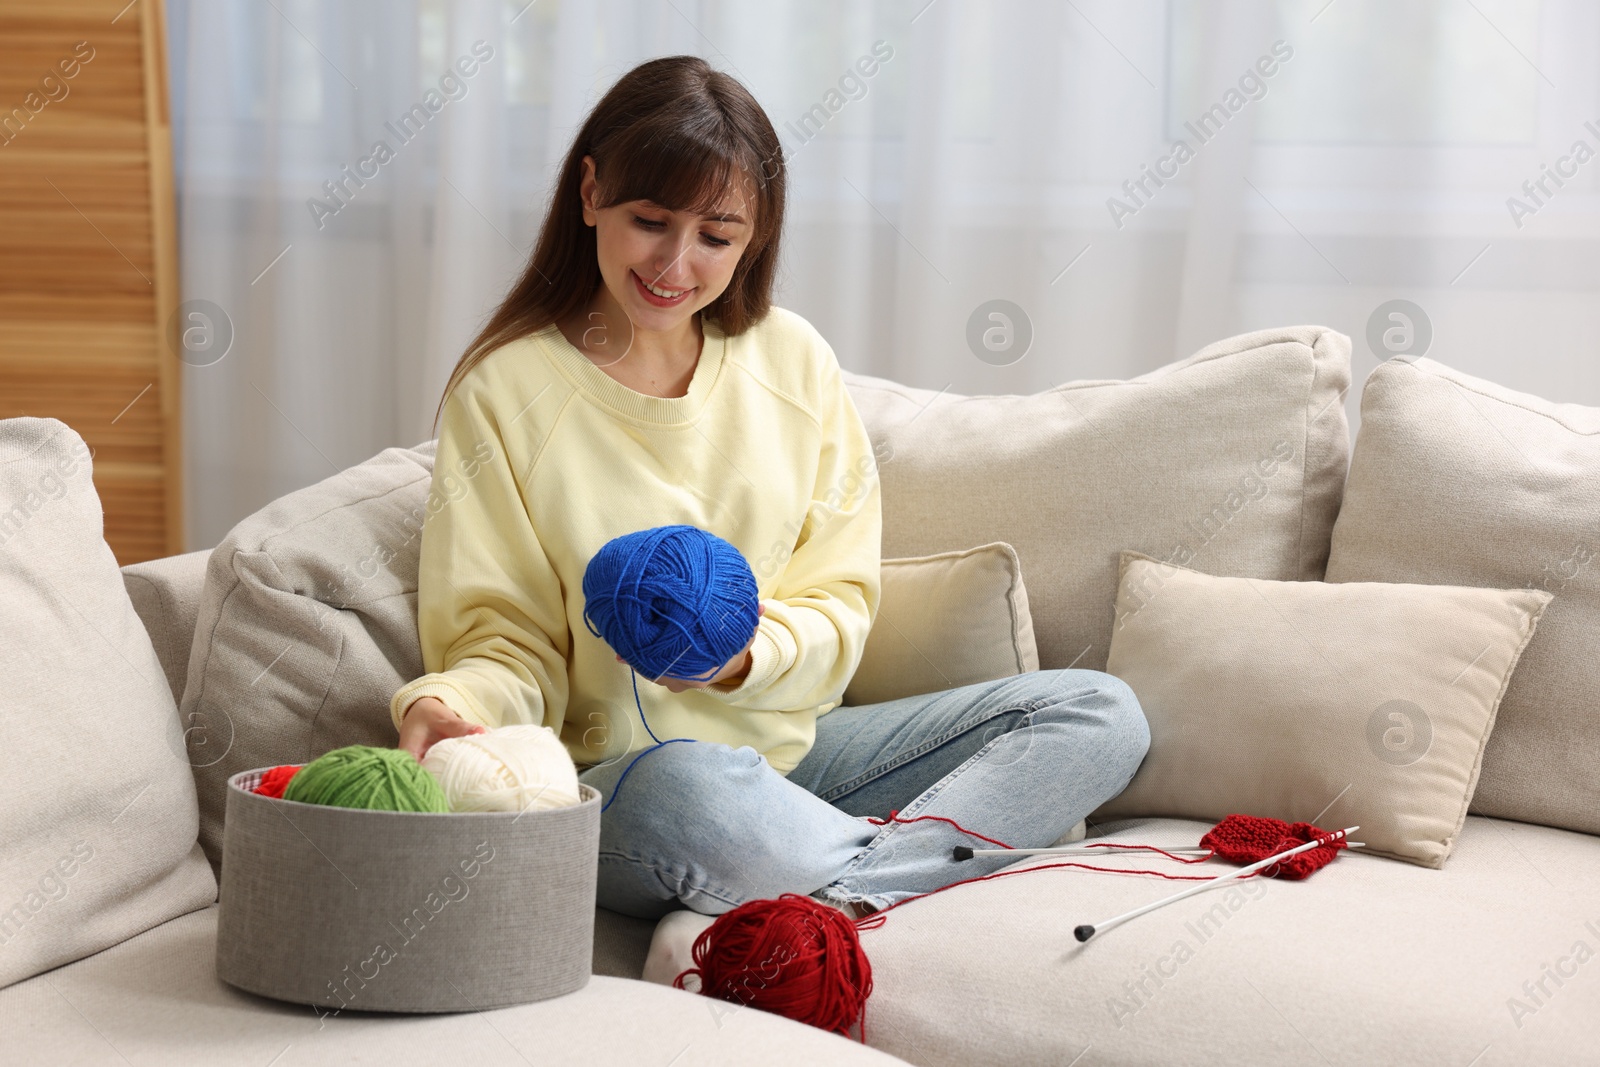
[0,0,183,563]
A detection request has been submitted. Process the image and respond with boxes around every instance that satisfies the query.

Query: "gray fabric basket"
[215,768,600,1013]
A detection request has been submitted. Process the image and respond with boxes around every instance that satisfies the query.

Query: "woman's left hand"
[616,603,764,691]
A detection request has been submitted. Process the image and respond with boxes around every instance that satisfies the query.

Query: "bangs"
[592,108,764,226]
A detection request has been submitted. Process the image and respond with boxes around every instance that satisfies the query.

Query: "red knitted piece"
[253,765,301,799]
[1199,813,1348,880]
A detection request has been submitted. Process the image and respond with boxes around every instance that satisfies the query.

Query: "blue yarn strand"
[600,670,693,813]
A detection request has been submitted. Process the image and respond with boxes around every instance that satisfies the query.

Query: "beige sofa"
[6,325,1598,1065]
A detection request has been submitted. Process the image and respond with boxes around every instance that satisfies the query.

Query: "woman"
[391,55,1149,974]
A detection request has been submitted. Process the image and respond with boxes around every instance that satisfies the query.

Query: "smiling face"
[579,155,756,339]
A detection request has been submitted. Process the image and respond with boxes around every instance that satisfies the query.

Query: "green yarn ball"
[281,745,450,813]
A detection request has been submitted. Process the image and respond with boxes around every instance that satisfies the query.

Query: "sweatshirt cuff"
[704,611,790,702]
[390,678,499,735]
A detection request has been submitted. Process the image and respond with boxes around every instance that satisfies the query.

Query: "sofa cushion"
[854,814,1600,1066]
[182,440,440,873]
[843,541,1038,706]
[0,905,906,1064]
[1326,357,1600,837]
[1096,552,1551,867]
[0,418,217,990]
[841,324,1351,676]
[122,548,212,705]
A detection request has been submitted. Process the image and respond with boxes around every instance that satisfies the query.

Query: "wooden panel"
[0,0,183,564]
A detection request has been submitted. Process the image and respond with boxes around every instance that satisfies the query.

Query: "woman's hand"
[615,603,765,692]
[397,695,488,762]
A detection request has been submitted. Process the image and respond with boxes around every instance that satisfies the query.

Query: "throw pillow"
[122,548,212,704]
[843,542,1038,706]
[0,418,217,988]
[1325,357,1600,837]
[842,324,1351,678]
[1096,551,1551,867]
[182,440,440,873]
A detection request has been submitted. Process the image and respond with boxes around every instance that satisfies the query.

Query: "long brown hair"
[432,55,787,435]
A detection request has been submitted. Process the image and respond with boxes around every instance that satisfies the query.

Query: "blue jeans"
[576,669,1150,919]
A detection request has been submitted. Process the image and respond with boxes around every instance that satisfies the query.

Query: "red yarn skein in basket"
[673,893,873,1039]
[253,765,301,800]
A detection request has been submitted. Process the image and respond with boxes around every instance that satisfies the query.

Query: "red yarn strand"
[677,811,1350,1044]
[863,809,1018,851]
[1077,841,1217,864]
[855,857,1219,931]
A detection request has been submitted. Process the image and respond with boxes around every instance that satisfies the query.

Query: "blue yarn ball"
[582,525,760,683]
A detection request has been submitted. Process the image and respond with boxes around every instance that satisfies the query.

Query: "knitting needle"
[1071,825,1358,943]
[953,845,1214,861]
[953,841,1366,860]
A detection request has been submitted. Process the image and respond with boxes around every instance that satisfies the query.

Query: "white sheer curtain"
[168,0,1600,551]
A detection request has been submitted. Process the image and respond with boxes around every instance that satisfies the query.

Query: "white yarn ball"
[422,724,581,812]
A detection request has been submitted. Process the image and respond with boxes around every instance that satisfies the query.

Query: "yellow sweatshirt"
[389,307,882,775]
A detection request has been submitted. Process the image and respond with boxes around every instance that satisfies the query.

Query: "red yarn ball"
[253,764,302,800]
[1200,813,1348,880]
[674,893,873,1039]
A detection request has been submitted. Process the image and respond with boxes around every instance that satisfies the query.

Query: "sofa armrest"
[122,549,213,705]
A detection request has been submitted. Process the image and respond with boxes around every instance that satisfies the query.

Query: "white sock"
[642,908,718,989]
[809,889,871,919]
